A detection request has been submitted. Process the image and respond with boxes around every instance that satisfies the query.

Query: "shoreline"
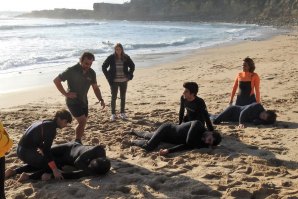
[0,24,289,95]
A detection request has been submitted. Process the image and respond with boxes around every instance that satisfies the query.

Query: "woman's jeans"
[110,81,128,114]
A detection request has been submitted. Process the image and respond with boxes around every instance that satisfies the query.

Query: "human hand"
[159,149,169,156]
[65,92,77,99]
[238,124,245,129]
[52,169,64,180]
[100,99,106,109]
[37,148,44,156]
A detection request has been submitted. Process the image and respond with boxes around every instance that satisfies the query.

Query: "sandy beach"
[1,29,298,198]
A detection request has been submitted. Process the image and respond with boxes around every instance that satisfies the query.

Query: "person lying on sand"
[212,102,277,128]
[130,120,222,156]
[5,141,110,182]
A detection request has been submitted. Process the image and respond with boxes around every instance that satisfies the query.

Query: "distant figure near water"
[102,43,135,122]
[229,57,260,106]
[54,52,105,143]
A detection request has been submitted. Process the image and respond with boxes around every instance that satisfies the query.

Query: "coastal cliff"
[20,0,298,25]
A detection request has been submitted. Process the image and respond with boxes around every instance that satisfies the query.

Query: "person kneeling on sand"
[212,102,277,128]
[130,120,222,156]
[8,109,72,181]
[5,141,111,182]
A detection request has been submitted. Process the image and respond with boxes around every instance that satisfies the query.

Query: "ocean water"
[0,12,282,93]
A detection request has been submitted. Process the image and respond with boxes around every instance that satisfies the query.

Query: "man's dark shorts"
[67,103,88,118]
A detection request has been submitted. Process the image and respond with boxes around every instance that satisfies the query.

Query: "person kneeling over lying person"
[130,120,222,156]
[5,141,111,182]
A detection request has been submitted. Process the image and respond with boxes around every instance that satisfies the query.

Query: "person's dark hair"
[212,131,222,146]
[243,57,255,73]
[183,82,199,95]
[54,109,72,123]
[264,110,277,124]
[89,157,111,175]
[80,52,95,62]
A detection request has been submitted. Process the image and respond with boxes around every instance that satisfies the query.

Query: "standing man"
[54,52,105,143]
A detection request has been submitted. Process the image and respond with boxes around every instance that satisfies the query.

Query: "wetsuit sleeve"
[230,75,239,102]
[186,120,206,147]
[200,100,214,131]
[74,146,106,171]
[253,74,260,103]
[127,55,135,79]
[179,96,185,124]
[239,103,257,124]
[41,130,56,166]
[102,55,112,80]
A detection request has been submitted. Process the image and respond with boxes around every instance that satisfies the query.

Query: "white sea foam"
[0,12,285,92]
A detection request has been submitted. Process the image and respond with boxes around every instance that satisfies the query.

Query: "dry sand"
[1,29,298,199]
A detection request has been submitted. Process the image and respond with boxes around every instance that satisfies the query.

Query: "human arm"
[53,76,76,99]
[127,55,135,80]
[229,76,238,104]
[74,146,105,171]
[41,124,63,180]
[200,100,214,131]
[92,83,105,109]
[253,74,261,103]
[239,103,260,125]
[102,55,112,83]
[178,96,185,124]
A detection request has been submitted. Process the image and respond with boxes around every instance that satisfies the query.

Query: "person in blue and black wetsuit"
[5,109,72,181]
[213,102,277,128]
[6,142,111,182]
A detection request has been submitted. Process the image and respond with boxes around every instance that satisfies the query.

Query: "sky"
[0,0,128,12]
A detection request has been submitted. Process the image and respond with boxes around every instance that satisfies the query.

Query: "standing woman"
[229,57,260,106]
[13,109,72,180]
[0,122,13,199]
[102,43,135,121]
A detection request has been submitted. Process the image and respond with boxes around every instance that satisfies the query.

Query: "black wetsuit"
[134,120,208,153]
[213,103,265,125]
[17,120,58,170]
[179,96,214,131]
[15,142,106,179]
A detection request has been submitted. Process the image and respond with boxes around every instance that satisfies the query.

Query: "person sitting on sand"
[229,57,260,106]
[5,141,111,182]
[12,109,72,181]
[179,82,214,131]
[212,102,277,128]
[130,120,222,156]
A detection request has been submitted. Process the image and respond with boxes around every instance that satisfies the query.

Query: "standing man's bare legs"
[75,115,87,141]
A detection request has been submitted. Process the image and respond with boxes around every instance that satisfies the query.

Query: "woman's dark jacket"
[102,54,135,85]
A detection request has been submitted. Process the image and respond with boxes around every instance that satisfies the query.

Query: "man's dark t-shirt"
[59,63,97,107]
